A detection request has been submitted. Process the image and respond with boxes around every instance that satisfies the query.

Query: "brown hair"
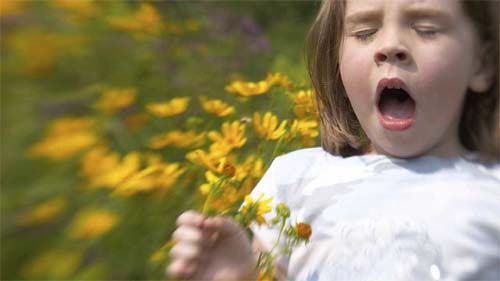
[306,0,499,161]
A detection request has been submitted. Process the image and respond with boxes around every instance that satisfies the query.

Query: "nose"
[374,35,411,65]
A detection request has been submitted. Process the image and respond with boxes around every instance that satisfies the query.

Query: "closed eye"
[353,29,377,41]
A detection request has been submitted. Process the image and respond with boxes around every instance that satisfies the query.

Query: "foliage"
[1,1,317,279]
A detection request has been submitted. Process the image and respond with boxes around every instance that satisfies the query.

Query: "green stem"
[270,218,286,254]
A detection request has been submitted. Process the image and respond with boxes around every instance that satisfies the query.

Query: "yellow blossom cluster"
[253,112,288,141]
[108,3,163,38]
[28,117,97,160]
[68,209,119,240]
[199,96,235,117]
[95,87,137,115]
[146,97,190,117]
[148,130,206,149]
[16,197,67,226]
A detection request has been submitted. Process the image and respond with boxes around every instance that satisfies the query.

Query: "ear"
[469,41,495,93]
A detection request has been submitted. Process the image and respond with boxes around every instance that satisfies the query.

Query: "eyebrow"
[345,10,382,24]
[345,8,453,25]
[404,8,453,22]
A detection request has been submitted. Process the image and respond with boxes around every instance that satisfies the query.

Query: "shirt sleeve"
[247,156,291,271]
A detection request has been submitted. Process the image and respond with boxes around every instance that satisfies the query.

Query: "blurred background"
[1,0,319,279]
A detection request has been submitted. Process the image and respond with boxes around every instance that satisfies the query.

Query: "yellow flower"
[289,89,318,118]
[253,112,288,141]
[0,0,26,16]
[208,121,247,155]
[68,209,119,240]
[150,239,176,263]
[148,130,206,149]
[95,87,136,115]
[266,72,293,89]
[114,162,185,196]
[199,96,235,117]
[146,97,190,117]
[28,117,97,160]
[21,250,81,279]
[186,149,224,172]
[108,3,162,38]
[49,0,98,22]
[287,119,319,147]
[225,80,271,96]
[16,197,67,226]
[239,194,273,226]
[81,146,141,189]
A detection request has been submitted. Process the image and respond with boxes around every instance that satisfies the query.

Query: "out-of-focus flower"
[208,121,247,155]
[266,73,293,90]
[199,171,241,214]
[146,97,190,117]
[237,194,273,227]
[287,119,319,147]
[68,209,119,240]
[113,162,185,196]
[16,197,67,226]
[20,250,81,279]
[148,130,205,149]
[199,96,235,117]
[124,112,150,132]
[108,3,162,38]
[95,87,136,115]
[289,89,318,118]
[253,112,287,141]
[225,80,271,97]
[0,0,26,16]
[81,146,141,189]
[49,0,98,22]
[28,117,97,160]
[6,31,87,76]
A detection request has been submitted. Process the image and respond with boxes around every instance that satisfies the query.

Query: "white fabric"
[249,147,500,281]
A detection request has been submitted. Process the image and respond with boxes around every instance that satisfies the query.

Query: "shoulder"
[268,147,344,181]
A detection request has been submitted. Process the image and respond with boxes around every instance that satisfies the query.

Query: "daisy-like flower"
[148,130,206,149]
[288,89,318,119]
[108,3,162,37]
[225,80,271,96]
[114,162,185,196]
[253,112,288,141]
[146,97,190,117]
[287,119,319,146]
[68,209,119,240]
[28,117,97,160]
[16,197,67,226]
[95,87,136,115]
[208,120,247,154]
[238,194,273,227]
[199,96,235,117]
[266,72,293,90]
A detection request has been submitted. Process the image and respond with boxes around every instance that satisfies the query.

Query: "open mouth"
[376,78,416,131]
[378,88,415,119]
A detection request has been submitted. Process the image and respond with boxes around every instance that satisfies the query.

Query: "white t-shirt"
[249,147,500,281]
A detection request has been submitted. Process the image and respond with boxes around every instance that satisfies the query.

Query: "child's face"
[339,0,486,158]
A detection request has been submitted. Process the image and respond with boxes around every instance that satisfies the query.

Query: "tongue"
[379,95,415,119]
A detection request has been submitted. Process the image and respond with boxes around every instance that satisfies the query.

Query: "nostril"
[396,52,407,61]
[376,53,387,62]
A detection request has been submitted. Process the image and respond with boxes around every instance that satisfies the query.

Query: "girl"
[167,0,500,279]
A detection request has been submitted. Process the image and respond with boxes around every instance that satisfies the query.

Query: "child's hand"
[166,210,257,280]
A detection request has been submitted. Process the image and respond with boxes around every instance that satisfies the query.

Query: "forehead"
[345,0,464,16]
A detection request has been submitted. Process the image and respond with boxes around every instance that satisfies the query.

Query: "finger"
[166,259,197,280]
[172,226,215,247]
[176,210,205,228]
[169,242,203,261]
[202,216,242,237]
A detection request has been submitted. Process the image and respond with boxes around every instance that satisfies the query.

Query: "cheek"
[415,42,473,101]
[340,45,373,107]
